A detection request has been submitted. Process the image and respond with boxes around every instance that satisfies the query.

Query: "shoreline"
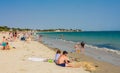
[41,42,120,73]
[40,37,120,73]
[41,37,120,66]
[0,32,90,73]
[0,32,120,73]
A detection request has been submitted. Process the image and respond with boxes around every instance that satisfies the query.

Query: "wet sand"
[0,33,89,73]
[41,37,120,73]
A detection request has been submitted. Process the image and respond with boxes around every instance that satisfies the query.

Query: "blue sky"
[0,0,120,31]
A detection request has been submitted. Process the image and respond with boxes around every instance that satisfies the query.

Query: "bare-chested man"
[57,51,73,67]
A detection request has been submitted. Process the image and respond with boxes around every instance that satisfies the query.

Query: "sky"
[0,0,120,31]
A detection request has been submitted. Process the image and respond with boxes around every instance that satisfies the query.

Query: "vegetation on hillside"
[0,26,32,31]
[0,26,82,32]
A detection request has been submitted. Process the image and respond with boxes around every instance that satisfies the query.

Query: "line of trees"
[0,26,82,32]
[0,26,32,31]
[36,29,82,32]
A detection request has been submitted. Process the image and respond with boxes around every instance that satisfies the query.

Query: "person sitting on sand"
[54,50,61,63]
[5,42,10,50]
[57,51,73,67]
[21,33,26,41]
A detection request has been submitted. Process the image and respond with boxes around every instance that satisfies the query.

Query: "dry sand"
[0,33,89,73]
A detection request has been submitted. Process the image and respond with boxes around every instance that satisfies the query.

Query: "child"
[2,36,7,50]
[74,42,81,53]
[5,42,10,50]
[55,50,61,64]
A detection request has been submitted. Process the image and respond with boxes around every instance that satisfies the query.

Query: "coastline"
[41,42,120,73]
[0,32,120,73]
[40,37,120,73]
[0,32,89,73]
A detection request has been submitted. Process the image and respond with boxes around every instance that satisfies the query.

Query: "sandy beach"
[41,36,120,73]
[0,0,120,73]
[0,33,89,73]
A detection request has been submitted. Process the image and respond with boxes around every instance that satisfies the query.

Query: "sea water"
[37,31,120,66]
[38,31,120,51]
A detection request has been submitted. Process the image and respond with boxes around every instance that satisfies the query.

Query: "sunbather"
[54,50,61,63]
[57,51,73,67]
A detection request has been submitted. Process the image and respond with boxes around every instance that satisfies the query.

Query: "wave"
[85,44,120,55]
[57,38,120,55]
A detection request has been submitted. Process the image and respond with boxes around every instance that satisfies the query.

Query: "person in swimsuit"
[74,42,81,53]
[2,36,7,50]
[5,42,10,50]
[80,41,85,53]
[57,51,72,67]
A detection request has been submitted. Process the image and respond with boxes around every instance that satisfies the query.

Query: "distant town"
[0,26,82,32]
[36,29,82,32]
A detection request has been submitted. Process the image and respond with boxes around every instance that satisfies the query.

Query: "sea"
[38,31,120,51]
[37,31,120,66]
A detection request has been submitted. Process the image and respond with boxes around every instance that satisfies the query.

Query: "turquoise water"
[39,31,120,51]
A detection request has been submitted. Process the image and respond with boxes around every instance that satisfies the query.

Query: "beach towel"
[28,57,47,62]
[28,57,54,63]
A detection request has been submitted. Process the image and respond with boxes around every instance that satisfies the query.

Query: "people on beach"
[38,35,42,42]
[1,36,7,50]
[74,42,81,53]
[80,41,85,53]
[74,41,85,53]
[57,51,73,67]
[20,33,26,41]
[54,50,61,63]
[9,31,13,41]
[5,42,10,50]
[13,31,17,41]
[20,32,32,42]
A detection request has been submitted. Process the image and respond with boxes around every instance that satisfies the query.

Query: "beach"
[0,32,120,73]
[41,34,120,73]
[0,32,89,73]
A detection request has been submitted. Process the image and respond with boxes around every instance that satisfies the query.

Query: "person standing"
[80,41,85,53]
[74,42,81,53]
[2,36,7,50]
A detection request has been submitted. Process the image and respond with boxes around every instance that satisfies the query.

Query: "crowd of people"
[54,41,85,67]
[0,31,35,50]
[0,31,85,68]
